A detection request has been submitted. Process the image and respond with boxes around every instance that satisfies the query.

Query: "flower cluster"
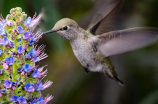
[0,7,53,103]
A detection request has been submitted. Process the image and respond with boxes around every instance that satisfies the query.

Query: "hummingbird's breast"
[70,36,105,72]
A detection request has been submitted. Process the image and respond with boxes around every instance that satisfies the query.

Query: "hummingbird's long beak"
[42,30,56,35]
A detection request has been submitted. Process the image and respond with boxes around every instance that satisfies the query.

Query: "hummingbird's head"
[42,18,80,42]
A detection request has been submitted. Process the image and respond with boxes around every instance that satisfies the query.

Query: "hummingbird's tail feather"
[114,76,124,86]
[102,70,124,86]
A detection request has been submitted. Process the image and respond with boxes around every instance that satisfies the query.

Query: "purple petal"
[24,17,32,25]
[9,41,15,48]
[32,69,41,78]
[0,48,2,56]
[35,82,44,91]
[24,83,35,92]
[17,38,22,42]
[17,96,27,104]
[0,89,6,94]
[3,80,12,88]
[6,57,14,65]
[17,45,25,54]
[3,36,9,45]
[23,31,31,39]
[17,26,23,33]
[0,69,3,74]
[10,95,19,102]
[22,64,32,72]
[0,25,5,36]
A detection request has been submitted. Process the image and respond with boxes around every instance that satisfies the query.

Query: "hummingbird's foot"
[83,66,89,73]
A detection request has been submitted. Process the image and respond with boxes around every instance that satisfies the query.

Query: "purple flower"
[30,95,53,104]
[22,64,32,72]
[0,48,2,56]
[9,41,15,48]
[1,19,7,25]
[17,26,23,33]
[0,38,5,45]
[32,49,39,58]
[29,37,36,45]
[31,69,41,78]
[24,17,33,27]
[35,81,52,91]
[0,69,3,74]
[0,25,5,36]
[32,68,47,79]
[10,95,19,102]
[0,89,6,94]
[17,38,22,42]
[3,36,9,45]
[17,45,25,54]
[6,56,14,65]
[3,80,12,88]
[26,49,33,59]
[0,19,6,36]
[24,83,35,92]
[31,97,45,104]
[28,99,34,103]
[35,82,44,91]
[23,31,31,39]
[17,96,27,104]
[26,48,38,59]
[37,97,45,103]
[12,82,17,86]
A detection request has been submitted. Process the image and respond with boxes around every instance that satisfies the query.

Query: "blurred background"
[1,0,158,104]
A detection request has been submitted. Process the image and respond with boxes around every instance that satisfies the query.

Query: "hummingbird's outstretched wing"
[88,0,123,35]
[94,27,158,57]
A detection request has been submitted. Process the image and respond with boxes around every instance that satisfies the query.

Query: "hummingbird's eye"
[62,26,68,30]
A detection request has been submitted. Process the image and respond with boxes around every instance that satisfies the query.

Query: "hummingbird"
[42,0,158,86]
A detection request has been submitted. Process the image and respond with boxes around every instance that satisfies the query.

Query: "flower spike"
[0,7,53,103]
